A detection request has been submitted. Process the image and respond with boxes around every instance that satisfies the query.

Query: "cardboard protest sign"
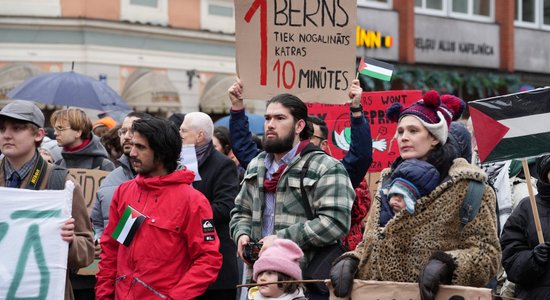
[469,87,550,163]
[78,258,99,276]
[68,168,110,214]
[0,183,74,300]
[307,90,423,171]
[329,280,492,300]
[234,0,357,103]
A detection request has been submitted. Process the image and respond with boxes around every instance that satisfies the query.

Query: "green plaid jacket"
[230,149,355,266]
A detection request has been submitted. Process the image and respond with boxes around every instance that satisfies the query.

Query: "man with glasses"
[51,108,117,299]
[51,108,115,171]
[308,116,331,155]
[92,112,151,242]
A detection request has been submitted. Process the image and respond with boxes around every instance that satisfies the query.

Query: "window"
[415,0,493,21]
[0,0,60,16]
[121,0,168,26]
[357,0,392,8]
[415,0,447,16]
[201,0,234,33]
[450,0,492,20]
[516,0,550,29]
[131,0,158,7]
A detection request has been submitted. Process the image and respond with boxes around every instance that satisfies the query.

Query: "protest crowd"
[1,5,549,300]
[2,76,550,300]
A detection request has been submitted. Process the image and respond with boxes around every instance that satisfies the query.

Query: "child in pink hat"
[250,239,307,300]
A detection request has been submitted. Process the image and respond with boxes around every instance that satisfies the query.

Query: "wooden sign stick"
[522,159,545,244]
[237,279,327,288]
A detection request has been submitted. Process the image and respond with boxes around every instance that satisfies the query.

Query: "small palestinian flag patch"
[202,219,214,233]
[112,205,145,247]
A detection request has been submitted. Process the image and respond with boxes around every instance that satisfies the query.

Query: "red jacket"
[96,169,222,300]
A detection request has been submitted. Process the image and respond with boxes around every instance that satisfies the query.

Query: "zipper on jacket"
[134,276,167,299]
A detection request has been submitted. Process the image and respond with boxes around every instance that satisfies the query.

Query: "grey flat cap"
[0,100,45,128]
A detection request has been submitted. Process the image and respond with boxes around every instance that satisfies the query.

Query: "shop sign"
[356,26,393,49]
[415,15,499,68]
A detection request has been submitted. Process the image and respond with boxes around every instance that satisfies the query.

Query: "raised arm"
[228,78,262,169]
[341,79,372,188]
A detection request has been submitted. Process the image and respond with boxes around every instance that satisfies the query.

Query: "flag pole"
[522,159,545,244]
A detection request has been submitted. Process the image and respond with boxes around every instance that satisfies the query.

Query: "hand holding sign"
[61,217,75,243]
[348,79,362,108]
[228,78,245,110]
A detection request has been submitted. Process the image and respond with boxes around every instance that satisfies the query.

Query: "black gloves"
[329,255,359,298]
[533,241,550,266]
[419,252,456,300]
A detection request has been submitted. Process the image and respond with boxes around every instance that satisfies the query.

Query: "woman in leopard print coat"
[330,91,500,300]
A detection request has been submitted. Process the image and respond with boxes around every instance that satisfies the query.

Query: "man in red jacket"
[96,118,222,300]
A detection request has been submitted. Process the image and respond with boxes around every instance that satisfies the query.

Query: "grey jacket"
[58,135,115,171]
[91,155,135,239]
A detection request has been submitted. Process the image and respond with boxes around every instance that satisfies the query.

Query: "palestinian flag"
[357,57,394,81]
[112,205,145,247]
[470,87,550,163]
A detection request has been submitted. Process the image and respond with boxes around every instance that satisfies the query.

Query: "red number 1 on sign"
[244,0,267,86]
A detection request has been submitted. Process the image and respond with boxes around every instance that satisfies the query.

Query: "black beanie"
[536,155,550,183]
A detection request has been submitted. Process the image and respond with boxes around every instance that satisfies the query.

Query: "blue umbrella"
[214,112,264,135]
[7,71,130,111]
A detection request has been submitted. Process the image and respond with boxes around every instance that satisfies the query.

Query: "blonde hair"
[50,108,93,139]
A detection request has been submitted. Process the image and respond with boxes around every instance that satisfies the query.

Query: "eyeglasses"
[118,128,132,137]
[311,135,327,141]
[54,126,71,132]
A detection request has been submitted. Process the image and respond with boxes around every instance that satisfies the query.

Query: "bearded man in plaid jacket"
[229,91,355,300]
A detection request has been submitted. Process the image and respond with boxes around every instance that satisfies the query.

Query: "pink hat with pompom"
[386,90,465,145]
[252,239,303,281]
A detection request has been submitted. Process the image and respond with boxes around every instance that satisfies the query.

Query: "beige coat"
[347,158,501,286]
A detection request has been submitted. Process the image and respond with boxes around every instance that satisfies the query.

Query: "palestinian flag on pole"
[112,205,145,247]
[470,87,550,163]
[358,57,394,81]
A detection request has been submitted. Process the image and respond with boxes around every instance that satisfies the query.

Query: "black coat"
[501,191,550,300]
[193,142,240,290]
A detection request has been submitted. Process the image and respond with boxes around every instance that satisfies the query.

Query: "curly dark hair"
[132,118,181,173]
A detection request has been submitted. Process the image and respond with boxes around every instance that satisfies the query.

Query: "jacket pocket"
[241,170,258,185]
[137,217,182,261]
[286,176,318,215]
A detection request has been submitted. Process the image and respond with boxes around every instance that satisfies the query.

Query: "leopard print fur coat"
[345,158,501,286]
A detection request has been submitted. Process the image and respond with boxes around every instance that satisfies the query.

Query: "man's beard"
[263,128,295,154]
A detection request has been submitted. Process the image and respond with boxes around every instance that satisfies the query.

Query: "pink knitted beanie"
[252,239,303,281]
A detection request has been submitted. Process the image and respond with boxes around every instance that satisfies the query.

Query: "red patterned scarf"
[263,140,310,193]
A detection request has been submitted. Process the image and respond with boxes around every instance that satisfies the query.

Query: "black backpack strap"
[300,150,326,220]
[459,180,485,231]
[46,165,69,190]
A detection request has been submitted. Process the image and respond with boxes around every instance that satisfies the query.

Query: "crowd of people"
[1,78,549,300]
